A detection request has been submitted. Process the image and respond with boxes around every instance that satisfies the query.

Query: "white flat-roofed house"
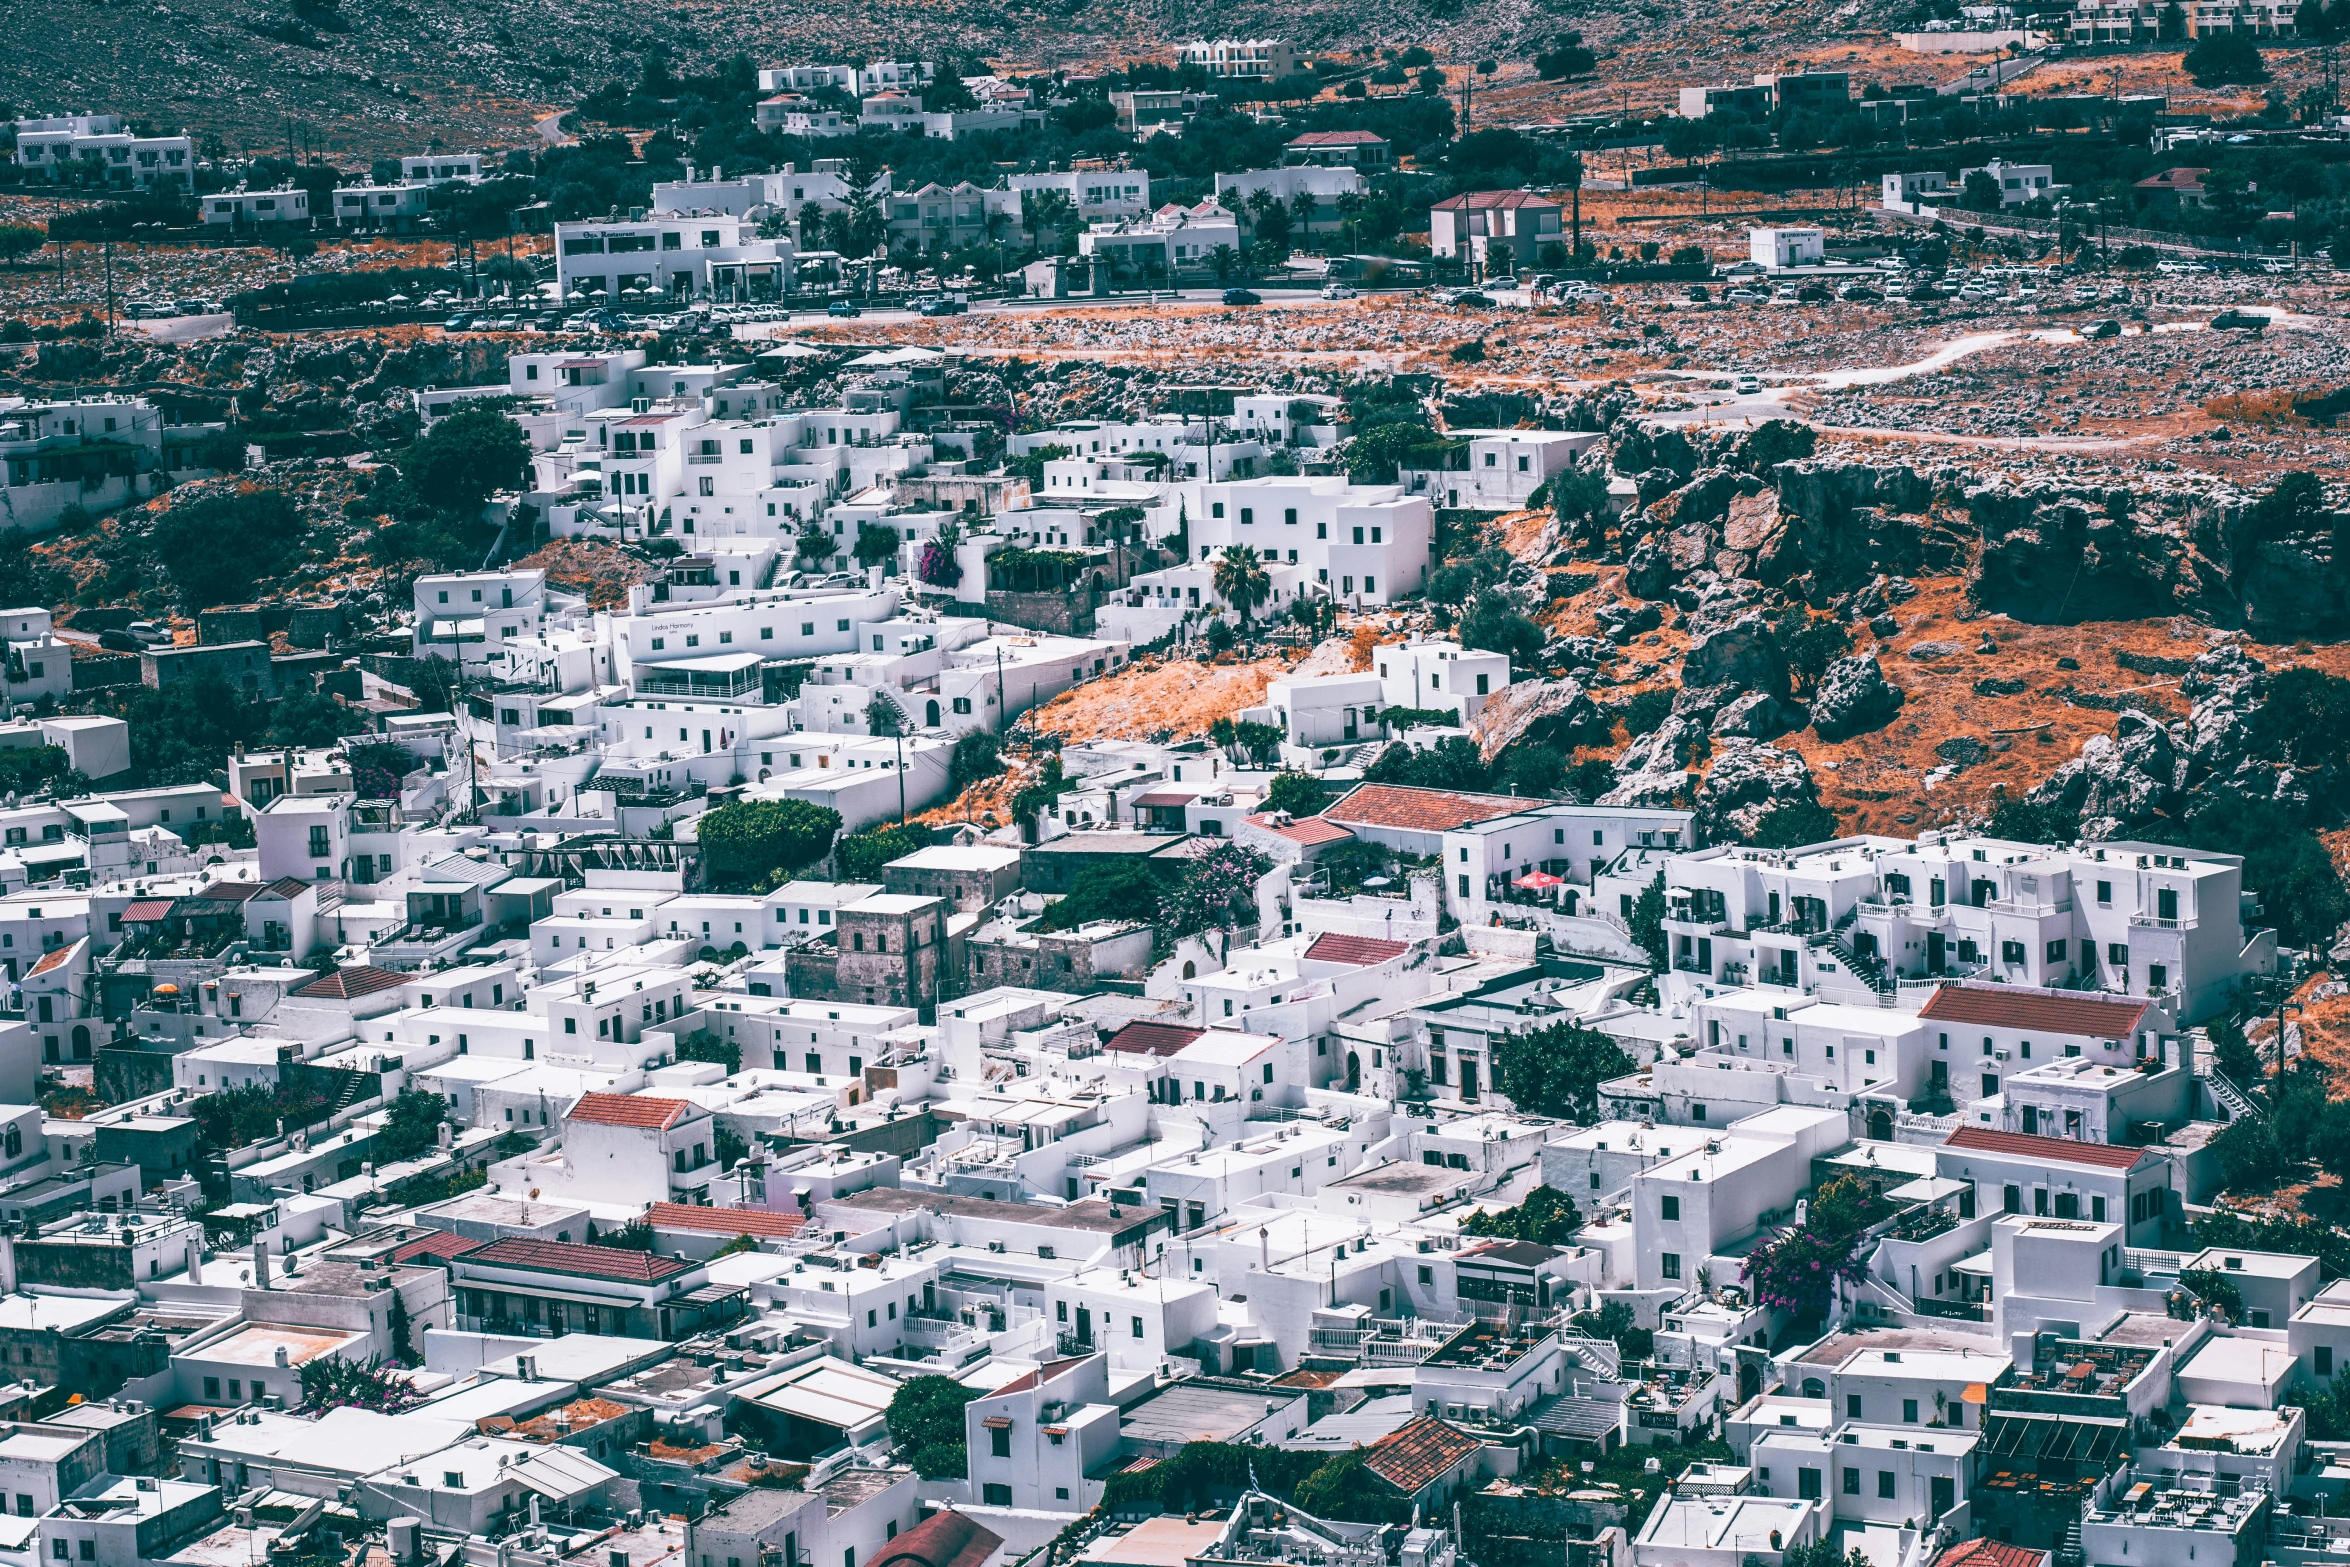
[401,153,486,184]
[327,182,433,229]
[1180,474,1434,608]
[13,121,192,190]
[201,187,310,228]
[554,215,795,305]
[1633,1486,1824,1567]
[1749,227,1825,269]
[1398,429,1602,513]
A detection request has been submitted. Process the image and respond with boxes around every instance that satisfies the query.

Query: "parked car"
[1837,285,1884,303]
[443,314,475,331]
[2156,260,2210,275]
[126,621,170,647]
[1734,374,1763,395]
[96,630,141,653]
[827,299,863,317]
[1725,288,1767,304]
[2210,308,2269,333]
[1684,284,1711,303]
[1795,284,1833,303]
[1320,283,1358,300]
[2082,319,2123,340]
[1449,290,1493,308]
[915,296,967,316]
[1221,288,1262,305]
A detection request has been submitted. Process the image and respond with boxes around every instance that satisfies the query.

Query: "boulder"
[1624,536,1677,600]
[1595,599,1664,643]
[2028,708,2182,839]
[1682,612,1790,699]
[1695,742,1819,842]
[1809,655,1906,741]
[1544,633,1617,670]
[1711,690,1805,740]
[1469,678,1611,760]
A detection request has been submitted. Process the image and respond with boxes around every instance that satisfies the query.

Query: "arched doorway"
[1868,1107,1893,1141]
[1564,890,1579,915]
[70,1025,89,1060]
[1739,1358,1762,1405]
[1182,961,1196,979]
[1802,1377,1826,1400]
[1346,1051,1361,1091]
[925,699,940,726]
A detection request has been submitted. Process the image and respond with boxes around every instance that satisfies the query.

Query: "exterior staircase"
[1558,1326,1622,1380]
[1813,906,1898,1004]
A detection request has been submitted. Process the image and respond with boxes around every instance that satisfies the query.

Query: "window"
[1660,1195,1679,1221]
[2321,1347,2336,1378]
[1903,1399,1918,1423]
[1878,1471,1897,1500]
[1660,1253,1680,1279]
[1843,1469,1861,1495]
[1798,1469,1822,1500]
[1132,1316,1145,1338]
[2001,939,2026,964]
[1847,1394,1862,1418]
[981,1485,1011,1507]
[2003,1184,2021,1214]
[991,1426,1011,1457]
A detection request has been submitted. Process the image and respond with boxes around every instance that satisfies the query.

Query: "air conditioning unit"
[987,1240,1006,1253]
[1994,1050,2010,1062]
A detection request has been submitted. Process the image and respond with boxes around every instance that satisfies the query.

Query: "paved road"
[128,312,235,343]
[537,112,573,147]
[733,287,1354,338]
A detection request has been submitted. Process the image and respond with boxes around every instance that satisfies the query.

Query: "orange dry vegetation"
[516,539,656,609]
[1024,650,1305,745]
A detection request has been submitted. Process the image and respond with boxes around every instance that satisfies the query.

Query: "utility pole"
[102,234,114,339]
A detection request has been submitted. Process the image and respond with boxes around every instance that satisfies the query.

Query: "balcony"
[1987,897,2073,916]
[2131,913,2198,931]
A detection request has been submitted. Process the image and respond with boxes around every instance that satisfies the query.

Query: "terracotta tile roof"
[1287,129,1388,145]
[645,1202,805,1239]
[1363,1416,1482,1494]
[391,1231,489,1264]
[1936,1540,2049,1567]
[1324,783,1523,836]
[1247,813,1354,846]
[194,882,264,903]
[1304,932,1410,967]
[1103,1021,1206,1057]
[1131,789,1199,809]
[2137,167,2209,191]
[291,964,407,1001]
[989,1355,1093,1398]
[568,1093,694,1129]
[26,941,79,979]
[873,1509,1003,1567]
[120,900,175,923]
[1916,984,2150,1041]
[463,1238,695,1283]
[261,877,315,898]
[1941,1126,2153,1171]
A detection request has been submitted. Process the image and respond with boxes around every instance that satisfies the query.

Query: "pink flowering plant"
[1161,841,1273,936]
[1740,1173,1882,1322]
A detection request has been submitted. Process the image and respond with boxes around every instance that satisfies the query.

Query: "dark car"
[827,299,863,318]
[1795,284,1833,304]
[442,314,475,331]
[97,629,141,653]
[1221,288,1262,305]
[1451,290,1495,308]
[916,297,967,316]
[2083,319,2122,340]
[2211,308,2268,334]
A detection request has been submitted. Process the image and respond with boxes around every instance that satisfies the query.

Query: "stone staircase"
[1813,906,1897,1003]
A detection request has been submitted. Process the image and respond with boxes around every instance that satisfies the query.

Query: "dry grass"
[2204,389,2308,429]
[1024,649,1306,746]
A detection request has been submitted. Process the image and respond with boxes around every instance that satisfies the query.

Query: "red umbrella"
[1514,871,1565,889]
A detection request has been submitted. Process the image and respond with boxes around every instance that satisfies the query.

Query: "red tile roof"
[1916,985,2150,1042]
[120,900,175,923]
[1305,932,1411,967]
[391,1231,489,1264]
[2137,167,2210,191]
[1936,1541,2049,1567]
[1247,813,1354,846]
[1104,1021,1206,1057]
[1942,1126,2153,1171]
[291,965,408,1001]
[645,1202,805,1239]
[1287,129,1388,146]
[194,882,264,903]
[1363,1416,1483,1494]
[989,1355,1093,1398]
[1324,783,1523,835]
[261,877,315,899]
[1131,789,1199,809]
[568,1092,694,1129]
[463,1238,696,1283]
[873,1510,1004,1567]
[26,941,79,979]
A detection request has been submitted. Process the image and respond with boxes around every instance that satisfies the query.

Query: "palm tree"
[1212,544,1272,625]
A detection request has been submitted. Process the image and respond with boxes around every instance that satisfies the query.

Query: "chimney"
[273,1344,290,1369]
[0,1233,16,1296]
[185,1234,202,1286]
[251,1239,270,1289]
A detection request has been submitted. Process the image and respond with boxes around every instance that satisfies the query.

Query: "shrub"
[697,799,842,892]
[886,1377,980,1479]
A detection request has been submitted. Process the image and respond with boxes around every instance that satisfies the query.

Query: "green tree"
[1037,859,1166,932]
[149,487,310,609]
[1161,840,1272,937]
[2208,1012,2263,1085]
[1212,544,1272,624]
[677,1029,742,1073]
[1490,1020,1632,1121]
[885,1376,980,1479]
[400,407,530,515]
[372,1088,450,1164]
[2183,798,2349,949]
[0,226,43,267]
[696,799,842,892]
[1460,589,1544,666]
[1631,872,1668,968]
[2185,31,2268,83]
[1747,799,1841,848]
[839,822,926,880]
[1263,771,1329,817]
[948,730,1003,793]
[2212,1115,2286,1192]
[1291,1450,1412,1526]
[1961,170,2005,212]
[1461,1185,1583,1243]
[853,522,901,573]
[1343,421,1436,484]
[1363,737,1492,791]
[298,1356,419,1414]
[1782,616,1852,696]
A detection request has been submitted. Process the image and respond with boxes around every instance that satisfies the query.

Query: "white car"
[126,621,171,648]
[1321,283,1358,300]
[1872,256,1911,272]
[1735,375,1763,395]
